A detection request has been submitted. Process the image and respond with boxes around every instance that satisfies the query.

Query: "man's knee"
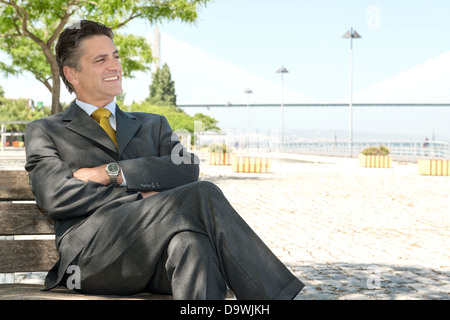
[167,231,212,260]
[186,180,223,198]
[165,231,227,299]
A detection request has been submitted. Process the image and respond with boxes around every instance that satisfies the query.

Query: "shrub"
[124,101,219,133]
[361,145,390,156]
[208,143,232,153]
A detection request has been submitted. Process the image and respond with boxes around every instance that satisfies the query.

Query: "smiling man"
[64,38,122,104]
[24,20,304,299]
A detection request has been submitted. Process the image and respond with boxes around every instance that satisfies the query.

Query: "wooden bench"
[0,170,171,300]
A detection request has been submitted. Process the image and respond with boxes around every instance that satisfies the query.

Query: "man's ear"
[63,66,79,87]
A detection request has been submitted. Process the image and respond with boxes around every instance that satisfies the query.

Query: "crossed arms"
[73,165,158,198]
[25,113,199,221]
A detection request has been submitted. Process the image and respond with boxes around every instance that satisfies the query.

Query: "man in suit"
[25,20,304,299]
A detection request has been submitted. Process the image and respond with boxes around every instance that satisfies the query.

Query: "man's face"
[66,35,123,106]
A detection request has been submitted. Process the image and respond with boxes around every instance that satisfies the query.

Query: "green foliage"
[361,145,390,156]
[192,113,219,132]
[147,63,177,106]
[191,113,219,133]
[0,35,52,89]
[0,96,51,131]
[113,33,153,78]
[126,101,219,133]
[0,0,212,114]
[208,143,232,153]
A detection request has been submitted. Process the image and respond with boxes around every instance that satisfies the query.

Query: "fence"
[0,122,28,152]
[2,121,449,161]
[197,129,450,162]
[282,140,450,161]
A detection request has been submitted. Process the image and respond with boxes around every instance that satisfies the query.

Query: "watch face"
[107,163,120,173]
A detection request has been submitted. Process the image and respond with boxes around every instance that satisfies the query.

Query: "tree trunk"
[49,56,62,115]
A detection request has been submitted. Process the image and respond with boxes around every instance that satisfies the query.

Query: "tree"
[0,0,210,114]
[147,63,176,106]
[0,95,51,131]
[127,101,219,133]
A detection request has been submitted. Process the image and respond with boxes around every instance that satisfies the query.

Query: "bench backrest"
[0,170,58,273]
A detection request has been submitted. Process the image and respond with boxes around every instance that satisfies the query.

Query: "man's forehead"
[80,35,117,58]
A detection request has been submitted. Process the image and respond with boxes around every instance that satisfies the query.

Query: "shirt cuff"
[119,169,127,187]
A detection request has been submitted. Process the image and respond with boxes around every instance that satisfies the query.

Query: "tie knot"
[92,108,112,123]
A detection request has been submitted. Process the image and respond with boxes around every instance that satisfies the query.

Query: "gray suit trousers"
[71,180,304,299]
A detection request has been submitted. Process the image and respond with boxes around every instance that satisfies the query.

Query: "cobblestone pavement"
[2,151,449,299]
[199,154,450,300]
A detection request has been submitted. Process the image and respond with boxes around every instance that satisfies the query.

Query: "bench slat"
[0,284,173,300]
[0,170,34,201]
[0,170,176,300]
[0,203,54,236]
[0,239,58,273]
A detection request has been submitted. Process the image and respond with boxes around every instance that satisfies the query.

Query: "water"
[181,105,450,143]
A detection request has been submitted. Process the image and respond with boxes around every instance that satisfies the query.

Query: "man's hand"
[73,164,124,186]
[141,191,159,199]
[74,166,157,198]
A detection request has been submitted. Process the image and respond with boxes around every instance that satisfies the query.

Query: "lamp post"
[276,66,288,151]
[244,88,252,149]
[342,27,361,157]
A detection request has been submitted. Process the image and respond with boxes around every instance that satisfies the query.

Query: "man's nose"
[107,56,122,71]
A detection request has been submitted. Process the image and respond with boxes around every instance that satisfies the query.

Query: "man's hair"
[55,20,114,94]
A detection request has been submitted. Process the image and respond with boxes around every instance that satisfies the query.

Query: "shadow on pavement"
[289,262,449,300]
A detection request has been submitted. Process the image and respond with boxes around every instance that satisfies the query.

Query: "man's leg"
[148,231,228,299]
[70,180,303,298]
[144,181,304,300]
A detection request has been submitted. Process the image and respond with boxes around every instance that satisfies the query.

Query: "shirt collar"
[75,99,116,117]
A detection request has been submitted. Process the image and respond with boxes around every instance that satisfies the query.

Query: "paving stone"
[200,155,450,300]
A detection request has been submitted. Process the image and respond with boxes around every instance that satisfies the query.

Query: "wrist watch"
[105,162,120,186]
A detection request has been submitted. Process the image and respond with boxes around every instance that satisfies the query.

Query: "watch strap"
[109,173,118,186]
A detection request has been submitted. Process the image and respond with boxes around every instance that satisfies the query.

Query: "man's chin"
[109,88,123,99]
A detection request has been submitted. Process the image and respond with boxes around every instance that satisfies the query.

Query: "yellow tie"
[91,108,118,147]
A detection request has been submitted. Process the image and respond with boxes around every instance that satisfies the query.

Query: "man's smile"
[104,75,119,82]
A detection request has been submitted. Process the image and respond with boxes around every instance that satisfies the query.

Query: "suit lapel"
[116,106,141,156]
[63,102,118,153]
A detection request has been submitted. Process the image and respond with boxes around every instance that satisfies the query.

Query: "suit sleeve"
[118,115,200,192]
[25,121,140,221]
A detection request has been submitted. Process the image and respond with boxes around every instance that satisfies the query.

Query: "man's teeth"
[104,76,118,81]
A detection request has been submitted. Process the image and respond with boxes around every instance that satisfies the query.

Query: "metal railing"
[282,141,450,161]
[2,121,449,161]
[200,130,450,162]
[0,121,28,151]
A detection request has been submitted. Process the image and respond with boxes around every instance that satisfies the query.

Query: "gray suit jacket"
[24,101,199,288]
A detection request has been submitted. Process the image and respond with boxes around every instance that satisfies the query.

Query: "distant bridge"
[178,103,450,108]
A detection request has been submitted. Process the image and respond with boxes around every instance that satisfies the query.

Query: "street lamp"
[244,88,252,149]
[276,66,289,150]
[342,27,361,157]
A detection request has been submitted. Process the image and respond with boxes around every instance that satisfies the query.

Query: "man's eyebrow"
[91,50,119,62]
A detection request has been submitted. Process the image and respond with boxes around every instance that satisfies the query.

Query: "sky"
[1,0,450,141]
[153,0,450,100]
